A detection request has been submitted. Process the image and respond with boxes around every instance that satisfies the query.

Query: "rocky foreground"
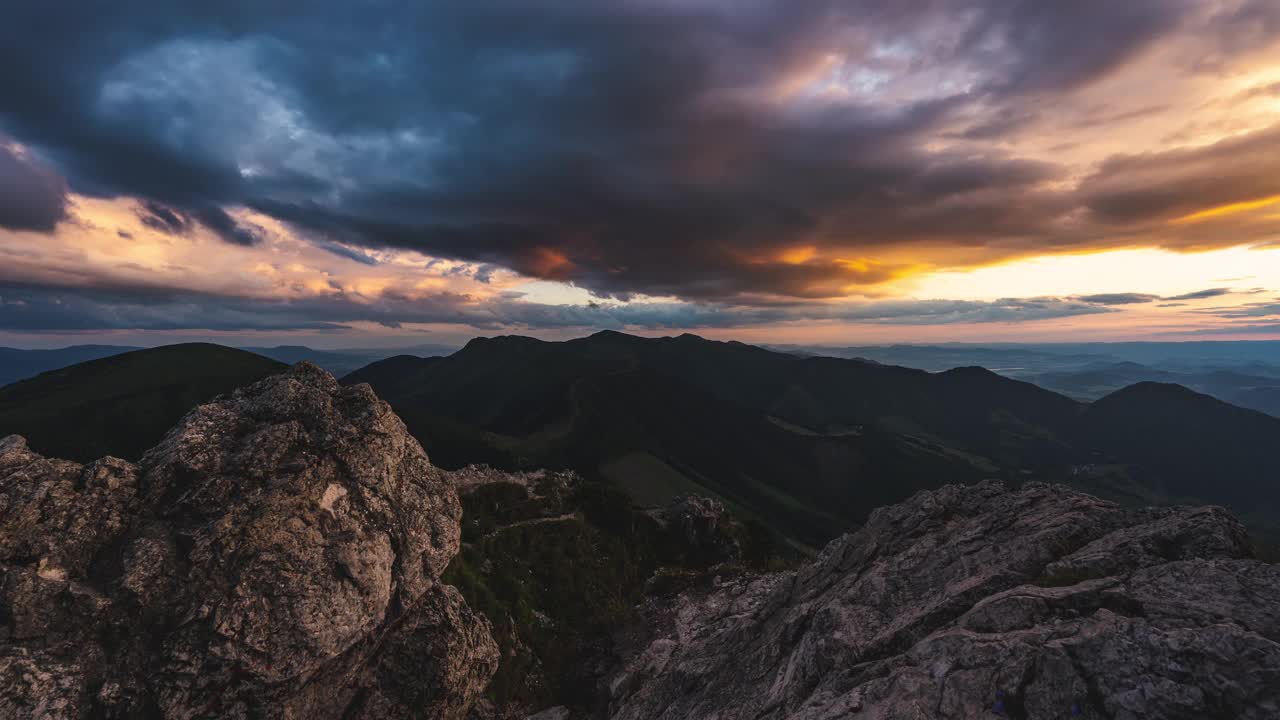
[0,363,496,718]
[607,481,1280,719]
[2,363,1279,719]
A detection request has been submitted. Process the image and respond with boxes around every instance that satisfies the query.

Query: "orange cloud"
[1171,194,1280,225]
[528,247,576,279]
[778,245,817,264]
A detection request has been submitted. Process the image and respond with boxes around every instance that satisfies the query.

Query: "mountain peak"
[1096,380,1243,411]
[462,334,547,351]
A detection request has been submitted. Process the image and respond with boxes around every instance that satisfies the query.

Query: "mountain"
[5,368,1277,719]
[1234,384,1280,418]
[240,345,384,377]
[0,344,139,388]
[345,331,1280,547]
[1028,362,1280,419]
[0,343,284,462]
[791,342,1280,418]
[241,343,456,377]
[1029,360,1178,399]
[1080,382,1280,511]
[0,343,457,392]
[348,330,1082,463]
[5,334,1276,549]
[342,331,1095,546]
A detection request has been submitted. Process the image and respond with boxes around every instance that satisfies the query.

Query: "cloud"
[138,201,191,234]
[1163,287,1233,301]
[0,141,67,232]
[1073,293,1159,305]
[137,201,264,246]
[314,240,380,266]
[1,1,1277,306]
[192,206,265,247]
[1081,127,1280,235]
[1208,302,1280,319]
[0,276,1111,334]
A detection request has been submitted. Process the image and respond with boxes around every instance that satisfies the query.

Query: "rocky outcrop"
[0,362,497,719]
[607,481,1280,719]
[647,496,740,566]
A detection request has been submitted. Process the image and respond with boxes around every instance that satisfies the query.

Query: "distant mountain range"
[9,339,1279,416]
[4,334,1279,549]
[0,342,460,388]
[782,342,1280,417]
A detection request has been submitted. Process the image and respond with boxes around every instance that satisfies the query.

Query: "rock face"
[608,481,1280,720]
[0,363,498,719]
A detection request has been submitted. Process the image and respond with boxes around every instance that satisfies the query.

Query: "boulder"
[0,363,498,719]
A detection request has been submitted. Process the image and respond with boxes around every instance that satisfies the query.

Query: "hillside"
[345,331,1280,548]
[0,343,285,461]
[1080,382,1280,511]
[3,334,1276,551]
[0,345,138,388]
[344,332,1081,545]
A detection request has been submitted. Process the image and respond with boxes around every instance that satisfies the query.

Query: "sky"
[2,1,1280,348]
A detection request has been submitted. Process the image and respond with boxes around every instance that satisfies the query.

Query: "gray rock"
[0,363,498,719]
[607,481,1280,719]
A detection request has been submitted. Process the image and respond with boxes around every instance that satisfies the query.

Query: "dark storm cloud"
[137,201,264,246]
[1,0,1277,305]
[138,202,191,235]
[0,142,67,232]
[192,206,265,247]
[314,240,380,267]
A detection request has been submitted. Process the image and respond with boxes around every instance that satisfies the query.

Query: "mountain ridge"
[342,331,1280,546]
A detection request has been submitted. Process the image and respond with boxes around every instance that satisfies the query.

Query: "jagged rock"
[0,363,498,719]
[607,481,1280,719]
[648,495,740,566]
[342,584,502,720]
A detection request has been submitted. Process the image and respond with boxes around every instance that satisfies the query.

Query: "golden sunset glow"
[1173,194,1280,225]
[778,246,817,265]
